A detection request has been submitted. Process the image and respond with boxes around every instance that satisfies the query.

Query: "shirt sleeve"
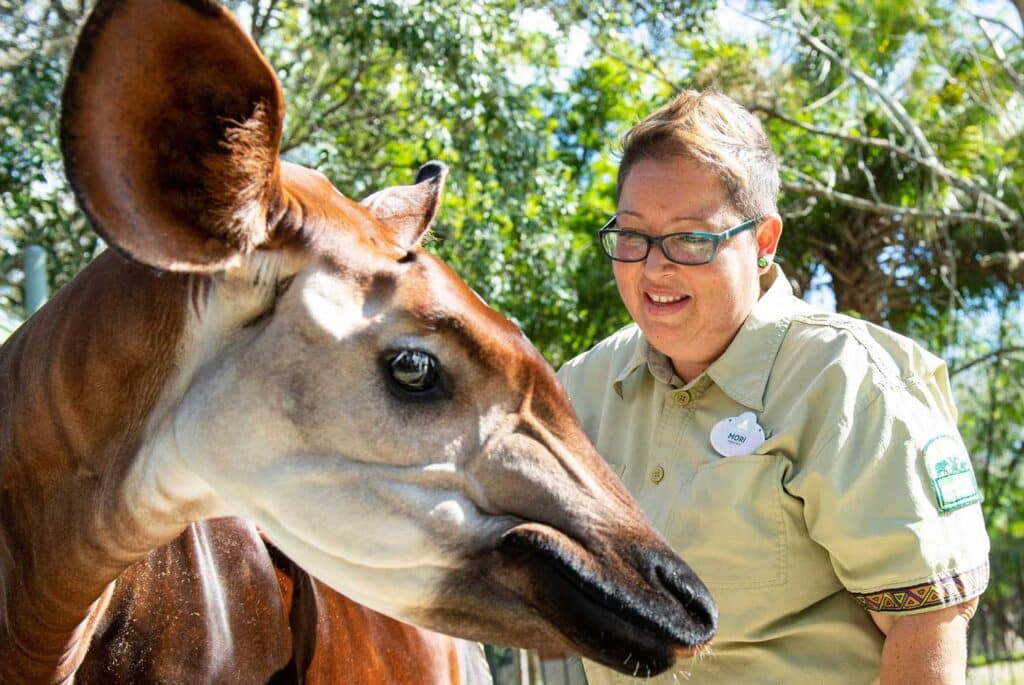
[788,355,990,614]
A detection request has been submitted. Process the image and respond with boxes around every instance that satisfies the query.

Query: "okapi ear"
[60,0,285,272]
[360,161,448,250]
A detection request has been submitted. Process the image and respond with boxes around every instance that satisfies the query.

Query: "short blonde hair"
[617,90,780,218]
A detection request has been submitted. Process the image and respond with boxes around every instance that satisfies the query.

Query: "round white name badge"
[710,411,766,457]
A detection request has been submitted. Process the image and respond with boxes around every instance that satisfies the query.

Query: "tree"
[0,0,95,311]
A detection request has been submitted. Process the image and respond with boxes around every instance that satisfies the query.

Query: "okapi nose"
[496,522,716,666]
[645,550,718,645]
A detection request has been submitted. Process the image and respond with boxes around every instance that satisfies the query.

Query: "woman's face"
[613,156,779,382]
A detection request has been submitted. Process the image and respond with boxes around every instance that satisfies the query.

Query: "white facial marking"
[125,250,307,531]
[431,499,467,527]
[299,267,368,340]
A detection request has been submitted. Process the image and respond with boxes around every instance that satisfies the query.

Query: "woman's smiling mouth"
[644,291,691,314]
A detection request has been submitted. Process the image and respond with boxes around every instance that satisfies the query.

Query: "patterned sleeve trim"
[851,564,989,613]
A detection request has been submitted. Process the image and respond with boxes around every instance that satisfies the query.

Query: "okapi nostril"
[653,560,718,638]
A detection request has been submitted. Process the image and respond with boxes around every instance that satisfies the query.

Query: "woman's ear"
[756,214,783,265]
[61,0,285,272]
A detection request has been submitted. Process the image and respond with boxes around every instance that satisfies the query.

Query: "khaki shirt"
[557,267,989,685]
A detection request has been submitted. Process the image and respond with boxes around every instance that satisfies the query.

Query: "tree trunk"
[813,212,909,325]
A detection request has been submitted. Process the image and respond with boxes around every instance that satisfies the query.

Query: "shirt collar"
[612,332,649,398]
[705,265,796,411]
[610,265,799,408]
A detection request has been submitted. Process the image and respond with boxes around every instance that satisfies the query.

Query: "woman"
[557,90,989,684]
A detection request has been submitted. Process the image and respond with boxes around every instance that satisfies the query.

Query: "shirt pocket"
[667,454,788,589]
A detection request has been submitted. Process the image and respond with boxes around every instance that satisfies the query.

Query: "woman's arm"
[871,597,979,685]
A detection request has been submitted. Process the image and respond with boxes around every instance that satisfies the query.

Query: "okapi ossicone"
[0,0,717,682]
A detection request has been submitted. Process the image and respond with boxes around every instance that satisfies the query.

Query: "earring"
[758,255,770,268]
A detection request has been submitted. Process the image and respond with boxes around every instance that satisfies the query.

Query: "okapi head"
[25,0,718,675]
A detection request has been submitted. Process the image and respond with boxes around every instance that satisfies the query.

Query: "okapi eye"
[387,350,439,393]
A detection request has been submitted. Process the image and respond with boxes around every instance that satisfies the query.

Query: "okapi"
[0,0,717,682]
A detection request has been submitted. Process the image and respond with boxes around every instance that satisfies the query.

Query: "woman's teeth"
[649,293,685,304]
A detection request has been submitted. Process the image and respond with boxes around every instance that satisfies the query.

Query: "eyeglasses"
[598,216,763,266]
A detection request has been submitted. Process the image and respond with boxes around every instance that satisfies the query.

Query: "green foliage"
[246,0,597,364]
[908,292,1024,534]
[1,0,1021,568]
[0,1,99,309]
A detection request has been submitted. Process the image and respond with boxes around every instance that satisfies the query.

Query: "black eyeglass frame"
[598,216,765,266]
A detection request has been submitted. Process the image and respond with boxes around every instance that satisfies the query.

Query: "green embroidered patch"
[923,435,981,513]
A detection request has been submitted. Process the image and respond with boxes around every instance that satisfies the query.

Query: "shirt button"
[650,465,665,484]
[673,390,692,406]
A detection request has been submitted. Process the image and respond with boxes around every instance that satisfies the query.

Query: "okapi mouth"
[497,522,717,676]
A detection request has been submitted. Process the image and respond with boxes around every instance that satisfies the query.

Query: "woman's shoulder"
[557,323,643,391]
[782,311,946,382]
[768,310,948,422]
[561,323,642,371]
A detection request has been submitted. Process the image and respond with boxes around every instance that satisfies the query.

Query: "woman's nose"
[643,241,675,274]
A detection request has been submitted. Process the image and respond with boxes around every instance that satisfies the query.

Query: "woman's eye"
[676,233,709,245]
[387,350,439,393]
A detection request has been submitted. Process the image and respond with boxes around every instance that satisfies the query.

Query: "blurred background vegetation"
[2,0,1022,670]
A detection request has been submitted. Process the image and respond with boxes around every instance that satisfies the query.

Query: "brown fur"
[0,253,194,681]
[73,518,465,685]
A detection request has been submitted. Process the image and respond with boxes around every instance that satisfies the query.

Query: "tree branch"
[950,346,1024,377]
[590,36,682,92]
[752,104,901,151]
[250,0,280,46]
[979,251,1024,271]
[48,0,75,25]
[781,177,1016,230]
[976,15,1024,95]
[281,61,372,153]
[970,11,1023,39]
[786,10,939,163]
[0,34,75,70]
[752,104,1022,224]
